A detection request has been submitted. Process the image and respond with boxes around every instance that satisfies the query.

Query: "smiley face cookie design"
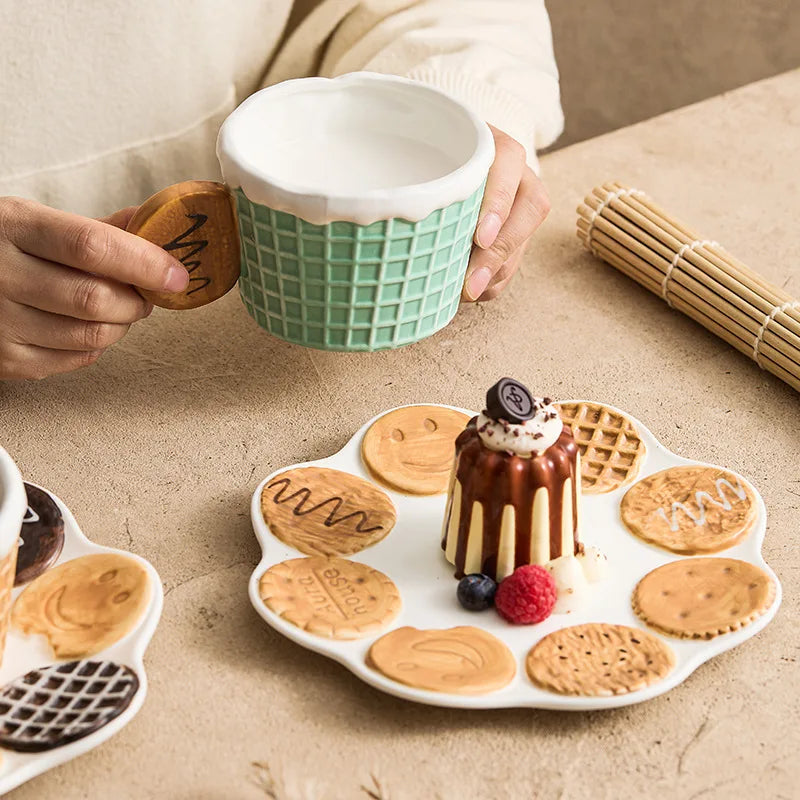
[621,465,757,554]
[367,626,516,694]
[261,467,397,557]
[11,553,151,658]
[17,484,65,586]
[361,406,471,494]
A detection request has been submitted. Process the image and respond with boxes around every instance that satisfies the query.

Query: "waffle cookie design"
[367,626,516,695]
[17,484,65,587]
[259,556,401,640]
[526,623,675,696]
[362,406,470,495]
[633,557,775,639]
[261,467,397,557]
[556,402,645,494]
[0,660,139,752]
[621,465,757,554]
[12,553,151,659]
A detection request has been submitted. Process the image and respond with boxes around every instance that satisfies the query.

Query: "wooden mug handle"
[126,180,240,310]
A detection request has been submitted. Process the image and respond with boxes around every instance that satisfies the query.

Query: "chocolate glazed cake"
[441,379,583,581]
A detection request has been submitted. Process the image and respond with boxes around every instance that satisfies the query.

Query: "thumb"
[97,206,139,230]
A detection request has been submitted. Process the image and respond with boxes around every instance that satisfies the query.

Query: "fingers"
[98,206,139,230]
[0,342,103,381]
[464,167,550,302]
[2,302,131,351]
[1,252,153,323]
[1,197,189,293]
[475,241,529,301]
[473,126,525,251]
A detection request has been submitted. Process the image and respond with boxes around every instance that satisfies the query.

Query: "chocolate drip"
[443,419,579,578]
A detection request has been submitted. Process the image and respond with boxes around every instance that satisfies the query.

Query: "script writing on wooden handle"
[126,180,240,310]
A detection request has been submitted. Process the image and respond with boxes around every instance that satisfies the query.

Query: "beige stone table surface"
[2,70,799,799]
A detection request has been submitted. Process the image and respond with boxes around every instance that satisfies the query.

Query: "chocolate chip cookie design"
[367,626,516,694]
[361,406,470,495]
[260,467,397,557]
[17,484,65,586]
[526,623,675,696]
[621,465,757,554]
[0,660,139,752]
[12,553,151,658]
[259,556,401,640]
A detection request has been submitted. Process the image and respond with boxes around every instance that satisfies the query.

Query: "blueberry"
[457,574,497,611]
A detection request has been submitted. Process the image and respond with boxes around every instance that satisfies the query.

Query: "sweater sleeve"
[316,0,564,170]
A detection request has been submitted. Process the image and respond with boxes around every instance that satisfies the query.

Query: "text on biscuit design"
[654,476,747,531]
[267,478,384,533]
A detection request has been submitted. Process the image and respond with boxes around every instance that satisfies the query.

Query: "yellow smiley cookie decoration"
[11,553,151,658]
[361,406,470,495]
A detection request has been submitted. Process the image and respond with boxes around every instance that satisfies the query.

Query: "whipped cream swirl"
[477,397,562,456]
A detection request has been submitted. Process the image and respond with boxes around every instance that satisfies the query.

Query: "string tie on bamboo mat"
[753,300,800,368]
[586,187,644,253]
[661,240,719,307]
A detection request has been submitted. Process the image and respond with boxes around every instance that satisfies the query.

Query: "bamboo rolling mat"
[577,181,800,393]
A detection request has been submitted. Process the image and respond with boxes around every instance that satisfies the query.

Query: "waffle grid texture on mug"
[235,185,483,350]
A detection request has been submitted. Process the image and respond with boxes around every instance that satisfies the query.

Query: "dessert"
[494,565,556,624]
[621,465,757,554]
[12,553,151,658]
[632,557,775,639]
[17,483,65,586]
[0,661,139,752]
[456,574,497,611]
[258,556,401,640]
[367,626,516,694]
[556,401,645,494]
[526,623,675,697]
[544,555,590,614]
[441,378,583,581]
[260,466,397,557]
[361,406,471,495]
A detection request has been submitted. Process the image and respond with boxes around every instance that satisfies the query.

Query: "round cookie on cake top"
[441,379,590,585]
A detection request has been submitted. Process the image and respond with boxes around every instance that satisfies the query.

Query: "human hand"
[0,197,189,380]
[462,125,551,302]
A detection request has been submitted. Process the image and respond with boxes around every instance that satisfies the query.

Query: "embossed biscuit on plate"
[621,465,757,554]
[633,557,775,639]
[526,623,675,696]
[259,556,401,639]
[11,553,151,658]
[367,626,516,694]
[361,406,471,495]
[556,402,645,494]
[261,466,397,556]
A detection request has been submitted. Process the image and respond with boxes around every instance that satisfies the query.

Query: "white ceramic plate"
[0,485,163,794]
[248,402,781,711]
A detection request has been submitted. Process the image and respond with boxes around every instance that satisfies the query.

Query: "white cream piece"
[576,546,609,583]
[476,400,563,456]
[544,555,590,614]
[496,505,517,581]
[463,502,484,575]
[217,72,495,226]
[444,479,462,566]
[530,487,550,565]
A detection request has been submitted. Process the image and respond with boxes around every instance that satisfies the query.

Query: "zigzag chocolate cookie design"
[260,467,396,557]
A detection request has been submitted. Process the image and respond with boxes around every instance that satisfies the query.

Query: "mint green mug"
[216,72,494,352]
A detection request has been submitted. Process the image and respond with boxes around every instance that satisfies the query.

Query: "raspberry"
[494,565,557,624]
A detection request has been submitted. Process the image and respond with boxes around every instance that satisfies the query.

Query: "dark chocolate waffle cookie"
[0,660,139,752]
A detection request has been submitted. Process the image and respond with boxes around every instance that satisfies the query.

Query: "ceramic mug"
[0,448,24,665]
[131,72,495,352]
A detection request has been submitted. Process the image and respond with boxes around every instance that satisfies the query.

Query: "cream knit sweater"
[0,0,562,218]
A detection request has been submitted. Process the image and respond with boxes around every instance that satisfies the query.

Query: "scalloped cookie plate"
[0,485,163,794]
[248,403,780,711]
